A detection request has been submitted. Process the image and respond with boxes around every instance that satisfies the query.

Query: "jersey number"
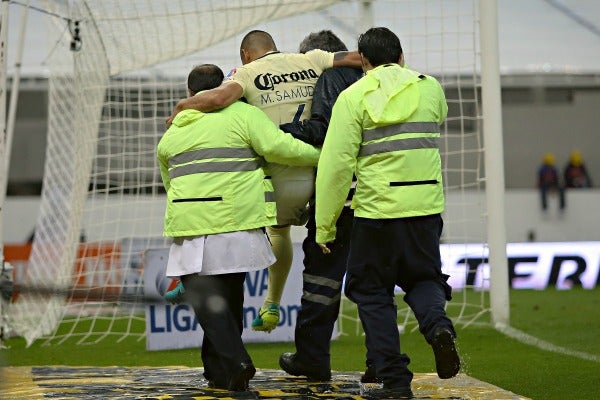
[293,104,306,123]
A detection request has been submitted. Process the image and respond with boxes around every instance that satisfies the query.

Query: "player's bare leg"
[252,225,292,332]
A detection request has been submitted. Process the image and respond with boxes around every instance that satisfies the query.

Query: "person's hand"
[318,242,332,254]
[165,114,175,129]
[165,100,186,128]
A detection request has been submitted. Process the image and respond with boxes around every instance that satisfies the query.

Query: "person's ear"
[240,48,250,65]
[360,53,368,71]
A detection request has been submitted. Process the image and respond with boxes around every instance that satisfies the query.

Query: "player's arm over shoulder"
[177,81,243,114]
[305,49,362,70]
[166,81,243,128]
[332,50,361,68]
[196,81,243,111]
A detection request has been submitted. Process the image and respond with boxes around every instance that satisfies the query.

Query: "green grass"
[2,288,599,400]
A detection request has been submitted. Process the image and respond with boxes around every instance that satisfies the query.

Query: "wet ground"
[1,366,529,399]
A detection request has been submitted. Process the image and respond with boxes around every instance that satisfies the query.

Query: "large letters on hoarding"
[4,241,599,350]
[7,242,598,294]
[441,242,600,290]
[143,241,600,350]
[143,245,311,351]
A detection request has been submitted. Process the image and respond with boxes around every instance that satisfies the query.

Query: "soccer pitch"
[1,288,599,399]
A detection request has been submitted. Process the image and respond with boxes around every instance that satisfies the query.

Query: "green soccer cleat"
[251,304,280,333]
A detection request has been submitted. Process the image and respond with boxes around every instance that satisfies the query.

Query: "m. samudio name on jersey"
[254,69,318,105]
[259,85,315,104]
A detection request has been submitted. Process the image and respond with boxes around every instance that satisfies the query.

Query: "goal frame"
[0,0,510,344]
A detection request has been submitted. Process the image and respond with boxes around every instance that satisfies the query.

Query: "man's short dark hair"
[240,30,277,51]
[298,30,348,53]
[187,64,224,94]
[358,27,402,67]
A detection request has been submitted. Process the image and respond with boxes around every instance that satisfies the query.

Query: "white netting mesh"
[6,0,491,346]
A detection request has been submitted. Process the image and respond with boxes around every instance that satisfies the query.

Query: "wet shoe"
[207,380,227,389]
[228,362,256,391]
[279,352,331,381]
[431,327,460,379]
[365,385,413,399]
[360,363,380,383]
[164,281,185,304]
[204,371,227,389]
[251,304,280,332]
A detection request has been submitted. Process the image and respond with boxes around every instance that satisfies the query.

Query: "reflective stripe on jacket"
[158,99,320,237]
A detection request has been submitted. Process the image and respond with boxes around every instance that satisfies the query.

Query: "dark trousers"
[540,185,565,210]
[294,206,354,370]
[181,272,251,387]
[344,214,455,387]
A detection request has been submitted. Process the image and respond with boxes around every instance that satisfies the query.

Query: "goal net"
[4,0,497,346]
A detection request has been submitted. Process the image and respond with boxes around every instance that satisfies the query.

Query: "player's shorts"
[267,163,315,226]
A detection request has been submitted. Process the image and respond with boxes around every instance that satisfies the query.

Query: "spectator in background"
[564,150,592,188]
[537,152,565,211]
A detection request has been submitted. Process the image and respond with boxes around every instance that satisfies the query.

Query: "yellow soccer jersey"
[224,49,334,124]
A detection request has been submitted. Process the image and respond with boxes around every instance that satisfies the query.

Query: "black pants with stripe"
[181,272,252,386]
[293,205,354,371]
[344,214,455,387]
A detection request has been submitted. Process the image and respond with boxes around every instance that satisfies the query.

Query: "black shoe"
[228,362,256,391]
[279,352,332,381]
[360,364,380,383]
[431,327,460,379]
[207,380,227,389]
[365,385,413,399]
[204,371,227,389]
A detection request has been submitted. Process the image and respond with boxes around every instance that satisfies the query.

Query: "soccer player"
[276,30,363,382]
[167,30,361,333]
[315,27,460,398]
[157,64,320,391]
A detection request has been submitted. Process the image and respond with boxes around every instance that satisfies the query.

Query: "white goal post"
[1,0,508,346]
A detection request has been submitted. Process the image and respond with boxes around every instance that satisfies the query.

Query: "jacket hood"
[172,108,205,127]
[363,64,422,124]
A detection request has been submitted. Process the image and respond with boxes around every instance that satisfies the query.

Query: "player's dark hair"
[240,30,277,51]
[357,27,402,67]
[187,64,224,94]
[298,30,348,53]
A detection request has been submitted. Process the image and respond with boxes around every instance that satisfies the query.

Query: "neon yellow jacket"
[316,64,447,243]
[158,99,320,237]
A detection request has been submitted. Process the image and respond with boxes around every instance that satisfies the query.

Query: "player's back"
[224,50,334,226]
[226,50,334,125]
